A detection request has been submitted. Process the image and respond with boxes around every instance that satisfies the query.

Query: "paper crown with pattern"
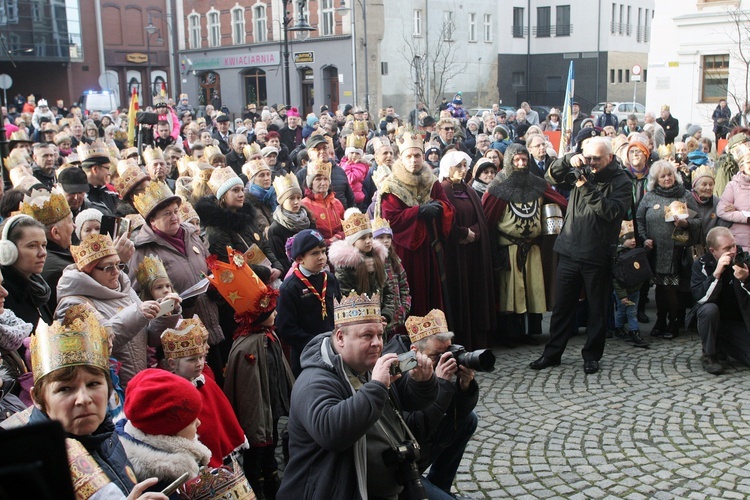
[30,303,110,381]
[9,130,31,143]
[77,140,110,162]
[153,94,167,107]
[179,200,200,223]
[334,291,381,328]
[242,159,270,180]
[135,254,169,290]
[657,144,675,159]
[142,146,164,164]
[121,146,139,160]
[406,309,449,344]
[273,172,302,205]
[346,131,366,151]
[369,136,391,153]
[3,153,29,170]
[691,164,715,184]
[177,155,195,177]
[243,143,261,159]
[343,208,372,245]
[70,233,118,272]
[204,145,223,163]
[619,220,635,239]
[13,174,42,192]
[308,160,332,180]
[372,216,393,238]
[133,180,181,219]
[206,247,278,317]
[728,133,750,164]
[351,120,368,133]
[114,159,150,199]
[179,457,255,500]
[208,166,243,200]
[19,187,71,226]
[396,130,424,152]
[160,321,209,360]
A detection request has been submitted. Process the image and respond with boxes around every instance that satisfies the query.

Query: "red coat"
[197,367,247,467]
[301,189,345,243]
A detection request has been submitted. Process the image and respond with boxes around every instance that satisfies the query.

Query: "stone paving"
[454,331,750,499]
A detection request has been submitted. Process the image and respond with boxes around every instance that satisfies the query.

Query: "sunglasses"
[584,156,603,162]
[442,127,454,131]
[94,262,126,273]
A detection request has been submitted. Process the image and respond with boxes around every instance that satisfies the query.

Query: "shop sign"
[126,53,148,64]
[190,51,280,70]
[294,51,314,64]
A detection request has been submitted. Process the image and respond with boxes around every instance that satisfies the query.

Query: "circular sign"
[0,74,12,90]
[631,64,642,76]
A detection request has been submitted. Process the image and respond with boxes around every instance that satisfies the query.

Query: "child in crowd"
[340,134,369,211]
[267,173,315,274]
[136,255,175,302]
[275,229,341,376]
[74,208,102,242]
[613,221,650,348]
[161,316,248,468]
[329,208,394,329]
[425,143,441,173]
[300,160,344,243]
[372,216,411,338]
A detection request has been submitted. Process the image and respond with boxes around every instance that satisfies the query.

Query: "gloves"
[418,201,442,220]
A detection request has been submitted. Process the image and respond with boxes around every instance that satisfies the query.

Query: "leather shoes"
[583,360,599,374]
[637,311,650,323]
[529,355,561,370]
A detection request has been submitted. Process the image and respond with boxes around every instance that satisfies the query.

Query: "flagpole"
[559,61,575,153]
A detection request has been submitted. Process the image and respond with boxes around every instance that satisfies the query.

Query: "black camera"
[733,250,750,267]
[382,441,427,500]
[564,166,594,184]
[675,153,686,164]
[447,344,496,372]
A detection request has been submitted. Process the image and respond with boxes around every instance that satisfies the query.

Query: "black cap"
[57,166,90,194]
[306,134,328,149]
[215,114,230,123]
[421,116,436,127]
[291,229,325,260]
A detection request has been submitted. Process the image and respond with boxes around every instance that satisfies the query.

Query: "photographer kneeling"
[687,227,750,375]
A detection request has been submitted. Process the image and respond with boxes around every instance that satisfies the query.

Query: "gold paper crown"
[406,309,449,344]
[175,177,193,200]
[133,180,180,219]
[243,143,261,159]
[346,133,366,151]
[30,304,110,381]
[70,233,118,271]
[160,322,208,360]
[372,216,392,237]
[692,164,715,183]
[179,458,255,500]
[308,160,332,180]
[114,159,150,199]
[177,156,195,177]
[272,172,302,204]
[204,145,223,163]
[396,131,424,152]
[13,175,42,192]
[179,200,200,223]
[242,159,270,179]
[121,147,139,160]
[153,94,167,106]
[208,166,243,197]
[9,147,31,162]
[3,154,29,170]
[619,220,635,239]
[77,140,110,162]
[142,146,164,164]
[19,187,71,226]
[206,247,277,316]
[179,93,188,100]
[342,208,371,242]
[108,145,121,161]
[135,254,169,290]
[334,291,381,328]
[352,120,368,133]
[657,144,675,159]
[9,130,31,142]
[370,136,391,153]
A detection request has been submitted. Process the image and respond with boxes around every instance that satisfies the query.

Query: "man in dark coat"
[225,134,249,177]
[712,99,732,140]
[279,108,303,153]
[656,105,680,145]
[211,114,232,154]
[530,137,632,375]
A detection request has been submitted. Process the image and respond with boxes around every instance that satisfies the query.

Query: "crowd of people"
[0,90,748,499]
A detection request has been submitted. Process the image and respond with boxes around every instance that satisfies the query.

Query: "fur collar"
[379,159,437,207]
[328,238,388,269]
[194,196,259,232]
[487,169,548,203]
[119,421,211,482]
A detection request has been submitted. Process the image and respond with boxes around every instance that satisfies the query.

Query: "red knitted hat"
[124,369,202,436]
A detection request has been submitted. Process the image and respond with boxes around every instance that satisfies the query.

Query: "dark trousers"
[543,255,613,362]
[696,303,750,364]
[425,410,478,492]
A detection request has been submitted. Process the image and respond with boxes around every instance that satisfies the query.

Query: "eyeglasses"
[94,262,126,273]
[584,156,603,162]
[442,127,454,131]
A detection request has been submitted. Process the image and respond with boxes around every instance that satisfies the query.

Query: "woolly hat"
[124,368,202,436]
[290,229,325,260]
[261,146,279,158]
[439,150,472,181]
[209,167,244,201]
[74,208,103,240]
[452,98,463,105]
[472,158,496,180]
[627,137,651,159]
[686,124,702,138]
[515,122,530,138]
[307,114,319,128]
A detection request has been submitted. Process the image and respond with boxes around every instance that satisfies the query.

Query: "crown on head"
[179,458,254,500]
[406,309,448,344]
[160,322,208,360]
[273,172,302,204]
[208,166,243,197]
[133,180,180,219]
[619,220,635,239]
[179,200,200,223]
[153,94,167,107]
[19,187,71,226]
[243,143,261,159]
[657,144,675,159]
[13,174,41,192]
[242,159,270,180]
[206,247,278,317]
[342,208,371,244]
[396,131,424,152]
[204,145,222,162]
[135,254,169,290]
[70,233,118,272]
[3,154,29,170]
[729,141,750,164]
[692,164,715,183]
[177,156,195,177]
[352,120,368,133]
[334,291,381,328]
[121,147,139,160]
[346,133,366,151]
[370,136,391,153]
[31,304,110,381]
[142,146,164,164]
[9,130,31,142]
[77,140,110,162]
[308,160,332,180]
[372,216,392,238]
[114,159,150,199]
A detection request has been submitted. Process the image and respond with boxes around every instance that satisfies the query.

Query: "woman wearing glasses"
[56,232,181,388]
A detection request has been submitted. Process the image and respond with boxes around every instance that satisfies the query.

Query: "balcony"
[532,24,573,37]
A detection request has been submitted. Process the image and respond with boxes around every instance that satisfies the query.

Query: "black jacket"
[41,241,74,306]
[656,114,680,145]
[211,130,232,154]
[279,125,303,153]
[1,265,53,329]
[225,150,246,178]
[548,153,633,266]
[687,252,750,330]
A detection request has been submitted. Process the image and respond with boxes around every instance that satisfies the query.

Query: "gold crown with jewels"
[142,146,165,164]
[406,309,448,344]
[19,187,71,226]
[334,291,381,328]
[135,254,169,290]
[133,180,181,219]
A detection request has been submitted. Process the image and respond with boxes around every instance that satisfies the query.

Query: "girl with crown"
[267,172,316,274]
[371,215,411,338]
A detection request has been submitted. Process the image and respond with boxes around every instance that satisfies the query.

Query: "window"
[443,11,454,41]
[556,5,571,36]
[512,71,525,86]
[618,69,622,83]
[702,54,730,102]
[625,69,630,82]
[611,3,616,34]
[483,14,492,42]
[413,9,422,36]
[254,4,267,42]
[231,6,244,45]
[610,69,615,83]
[381,61,388,75]
[637,7,642,42]
[468,13,476,42]
[513,7,524,38]
[207,9,220,47]
[188,13,201,49]
[321,0,334,36]
[536,7,550,37]
[619,4,624,34]
[626,6,631,35]
[294,2,310,39]
[644,8,650,42]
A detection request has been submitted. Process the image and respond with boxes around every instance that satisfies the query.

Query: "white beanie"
[74,208,103,240]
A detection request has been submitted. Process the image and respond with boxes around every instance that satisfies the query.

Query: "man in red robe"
[379,131,455,317]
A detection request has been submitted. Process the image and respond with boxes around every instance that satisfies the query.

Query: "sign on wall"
[294,52,314,64]
[190,51,281,71]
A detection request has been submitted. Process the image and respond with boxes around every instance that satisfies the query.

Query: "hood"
[328,238,388,269]
[299,332,340,374]
[57,264,134,301]
[194,196,259,232]
[731,171,750,186]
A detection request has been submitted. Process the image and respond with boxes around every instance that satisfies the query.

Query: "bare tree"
[724,7,750,123]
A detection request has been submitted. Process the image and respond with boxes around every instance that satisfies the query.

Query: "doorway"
[322,66,339,113]
[243,68,267,108]
[300,67,314,117]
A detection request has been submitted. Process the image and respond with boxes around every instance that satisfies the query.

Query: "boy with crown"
[207,247,294,499]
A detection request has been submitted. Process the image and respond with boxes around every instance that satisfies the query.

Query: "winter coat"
[383,254,411,337]
[277,332,438,500]
[55,266,179,386]
[300,189,345,243]
[0,265,53,330]
[130,221,223,346]
[328,239,395,323]
[595,112,619,129]
[340,158,369,206]
[657,114,680,145]
[31,108,56,130]
[41,241,74,306]
[296,164,356,209]
[244,190,275,234]
[267,207,316,274]
[686,251,750,331]
[717,171,750,249]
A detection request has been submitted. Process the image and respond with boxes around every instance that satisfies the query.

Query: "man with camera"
[531,137,632,374]
[279,292,438,499]
[688,227,750,375]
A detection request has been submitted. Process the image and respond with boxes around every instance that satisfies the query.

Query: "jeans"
[614,290,640,331]
[425,410,479,493]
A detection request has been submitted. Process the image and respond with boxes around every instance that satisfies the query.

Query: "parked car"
[590,102,646,128]
[531,106,551,123]
[468,105,517,118]
[78,90,119,115]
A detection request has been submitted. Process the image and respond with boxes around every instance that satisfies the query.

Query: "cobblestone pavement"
[454,331,750,499]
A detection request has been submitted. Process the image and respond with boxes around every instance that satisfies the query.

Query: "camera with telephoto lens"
[446,344,496,372]
[382,441,427,500]
[733,250,750,267]
[564,165,594,184]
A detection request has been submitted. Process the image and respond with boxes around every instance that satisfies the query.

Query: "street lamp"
[145,15,162,107]
[281,0,315,107]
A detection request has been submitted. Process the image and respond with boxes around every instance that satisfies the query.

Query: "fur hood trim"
[328,238,388,269]
[194,196,259,232]
[119,420,211,482]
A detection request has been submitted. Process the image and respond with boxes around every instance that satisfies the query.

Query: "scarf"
[472,179,488,195]
[29,274,52,308]
[653,183,685,199]
[691,190,713,205]
[249,183,278,211]
[153,226,186,255]
[688,150,709,166]
[273,206,310,232]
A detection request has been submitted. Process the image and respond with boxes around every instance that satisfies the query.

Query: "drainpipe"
[596,0,601,103]
[95,0,105,82]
